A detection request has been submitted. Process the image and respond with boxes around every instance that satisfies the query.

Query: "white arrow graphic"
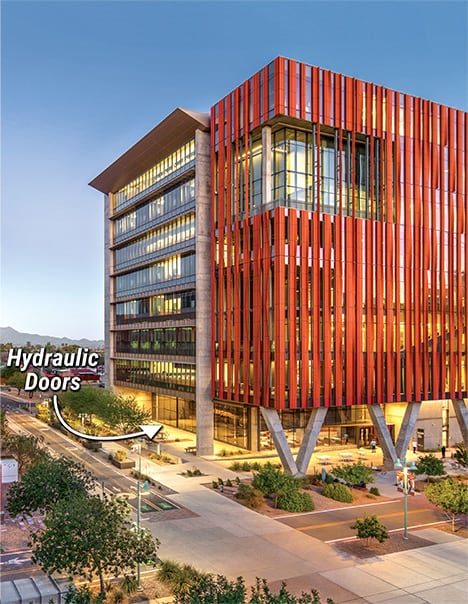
[52,395,163,442]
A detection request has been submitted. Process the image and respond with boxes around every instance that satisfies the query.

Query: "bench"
[185,446,197,455]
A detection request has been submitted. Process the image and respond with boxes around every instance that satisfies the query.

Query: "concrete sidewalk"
[5,398,467,602]
[102,439,467,603]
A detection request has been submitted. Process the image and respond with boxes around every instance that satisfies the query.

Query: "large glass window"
[115,290,195,324]
[270,127,377,218]
[114,214,195,270]
[114,359,195,392]
[115,253,196,297]
[115,327,195,356]
[114,179,195,241]
[114,140,195,210]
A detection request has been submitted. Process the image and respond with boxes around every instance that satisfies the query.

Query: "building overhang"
[89,108,209,194]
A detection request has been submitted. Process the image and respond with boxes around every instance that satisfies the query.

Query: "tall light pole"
[394,458,417,540]
[132,441,143,591]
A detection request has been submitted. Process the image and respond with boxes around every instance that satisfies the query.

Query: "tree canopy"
[351,515,389,545]
[1,432,48,474]
[101,394,151,433]
[331,463,375,485]
[59,388,150,435]
[60,386,114,419]
[6,371,28,394]
[7,456,96,517]
[415,454,446,481]
[31,493,160,597]
[425,478,468,531]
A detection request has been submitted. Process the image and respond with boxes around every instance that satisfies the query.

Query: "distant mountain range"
[0,326,104,348]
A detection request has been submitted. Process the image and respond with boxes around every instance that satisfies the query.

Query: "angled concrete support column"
[367,404,397,469]
[394,402,421,460]
[452,399,468,447]
[296,407,328,476]
[260,408,298,475]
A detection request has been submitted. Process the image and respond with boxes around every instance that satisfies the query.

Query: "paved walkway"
[4,397,467,602]
[100,437,468,603]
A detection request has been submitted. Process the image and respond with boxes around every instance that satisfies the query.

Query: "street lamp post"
[394,458,417,540]
[132,441,143,591]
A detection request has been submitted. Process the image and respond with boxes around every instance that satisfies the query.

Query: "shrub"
[351,515,389,545]
[277,489,314,512]
[415,454,446,481]
[322,483,353,503]
[454,442,468,467]
[174,574,335,604]
[369,486,380,496]
[225,478,232,487]
[212,480,218,489]
[157,559,207,599]
[120,575,138,594]
[229,461,242,471]
[331,463,375,485]
[236,484,264,509]
[113,449,127,462]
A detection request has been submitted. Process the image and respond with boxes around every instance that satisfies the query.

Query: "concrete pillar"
[262,126,272,207]
[394,402,421,460]
[249,406,260,452]
[195,129,213,455]
[260,408,298,475]
[104,193,113,390]
[367,404,397,469]
[296,407,328,476]
[452,399,468,447]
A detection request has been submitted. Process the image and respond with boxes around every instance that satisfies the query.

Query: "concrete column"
[262,126,272,207]
[249,406,260,452]
[296,407,328,476]
[452,399,468,447]
[195,129,213,455]
[260,408,298,475]
[104,193,113,390]
[367,404,397,469]
[394,402,421,460]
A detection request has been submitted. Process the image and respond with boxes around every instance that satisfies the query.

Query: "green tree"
[6,371,28,394]
[351,515,389,545]
[0,364,17,381]
[31,494,159,598]
[331,463,375,485]
[2,433,48,473]
[102,394,151,433]
[425,478,468,531]
[7,457,96,517]
[453,442,468,468]
[251,463,313,512]
[0,409,8,436]
[60,386,114,419]
[64,585,104,604]
[415,454,446,481]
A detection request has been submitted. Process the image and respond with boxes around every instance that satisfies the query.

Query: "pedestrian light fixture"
[394,458,418,540]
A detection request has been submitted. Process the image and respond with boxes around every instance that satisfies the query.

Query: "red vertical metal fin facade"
[211,57,466,414]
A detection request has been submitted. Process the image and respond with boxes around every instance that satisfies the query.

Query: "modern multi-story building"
[91,57,467,471]
[89,108,214,454]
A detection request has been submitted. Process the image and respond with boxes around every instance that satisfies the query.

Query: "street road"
[277,497,447,542]
[1,399,178,580]
[2,397,178,513]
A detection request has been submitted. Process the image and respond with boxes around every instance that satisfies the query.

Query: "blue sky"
[1,0,467,340]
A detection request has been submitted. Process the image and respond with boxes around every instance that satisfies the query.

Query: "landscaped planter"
[111,458,135,469]
[82,440,102,450]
